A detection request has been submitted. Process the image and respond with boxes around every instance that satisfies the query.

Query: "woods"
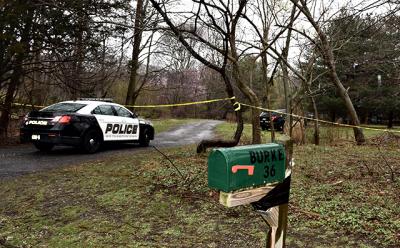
[1,0,399,143]
[1,1,400,247]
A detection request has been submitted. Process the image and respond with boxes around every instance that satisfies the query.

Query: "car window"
[92,106,102,115]
[41,103,86,112]
[93,105,115,116]
[114,106,132,118]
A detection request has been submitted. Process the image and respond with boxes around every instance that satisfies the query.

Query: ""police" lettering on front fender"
[105,124,138,134]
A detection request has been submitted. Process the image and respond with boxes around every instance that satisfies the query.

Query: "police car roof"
[63,100,120,106]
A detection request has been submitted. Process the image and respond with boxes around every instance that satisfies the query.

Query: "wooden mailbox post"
[208,137,293,248]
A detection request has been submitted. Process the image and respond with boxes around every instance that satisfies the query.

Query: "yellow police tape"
[12,97,236,109]
[125,96,236,108]
[240,103,400,134]
[11,98,400,134]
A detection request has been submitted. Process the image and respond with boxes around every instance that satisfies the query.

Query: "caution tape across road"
[240,103,400,134]
[125,96,236,108]
[12,97,236,109]
[10,97,400,134]
[12,97,236,110]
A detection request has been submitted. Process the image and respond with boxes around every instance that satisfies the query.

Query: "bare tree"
[289,0,366,144]
[149,0,245,151]
[125,0,168,107]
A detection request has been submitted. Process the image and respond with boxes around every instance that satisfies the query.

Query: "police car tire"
[139,128,150,147]
[34,142,54,152]
[81,129,102,153]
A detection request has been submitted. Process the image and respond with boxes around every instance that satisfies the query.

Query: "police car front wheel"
[139,128,150,147]
[82,130,102,153]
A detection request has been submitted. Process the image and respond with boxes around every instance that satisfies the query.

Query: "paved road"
[0,120,222,180]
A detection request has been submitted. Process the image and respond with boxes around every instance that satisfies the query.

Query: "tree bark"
[282,61,291,136]
[261,50,275,142]
[0,71,21,138]
[126,0,145,106]
[311,96,320,145]
[388,110,394,129]
[230,59,261,144]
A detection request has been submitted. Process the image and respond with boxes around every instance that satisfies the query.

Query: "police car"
[20,99,154,153]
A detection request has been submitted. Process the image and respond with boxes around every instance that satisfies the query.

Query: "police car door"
[92,104,123,141]
[113,106,140,141]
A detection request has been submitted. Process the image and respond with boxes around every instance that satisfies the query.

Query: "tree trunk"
[227,1,261,145]
[0,74,20,138]
[71,8,87,98]
[126,0,144,106]
[234,68,261,145]
[363,112,369,125]
[282,62,291,136]
[261,51,275,142]
[388,110,394,129]
[326,59,365,144]
[311,96,320,145]
[229,43,261,145]
[281,4,296,139]
[0,59,25,138]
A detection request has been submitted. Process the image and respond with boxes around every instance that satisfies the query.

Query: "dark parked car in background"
[260,109,286,131]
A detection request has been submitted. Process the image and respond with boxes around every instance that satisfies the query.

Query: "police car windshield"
[41,103,86,112]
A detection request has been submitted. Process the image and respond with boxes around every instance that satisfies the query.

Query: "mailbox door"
[208,150,230,192]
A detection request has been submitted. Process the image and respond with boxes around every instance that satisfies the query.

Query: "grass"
[1,140,399,247]
[305,124,400,141]
[290,144,400,247]
[1,119,400,246]
[151,119,197,133]
[359,125,400,138]
[0,146,265,247]
[215,121,286,144]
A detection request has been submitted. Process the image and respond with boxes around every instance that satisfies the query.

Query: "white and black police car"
[20,99,154,153]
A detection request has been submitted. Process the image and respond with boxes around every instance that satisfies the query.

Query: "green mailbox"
[208,144,286,193]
